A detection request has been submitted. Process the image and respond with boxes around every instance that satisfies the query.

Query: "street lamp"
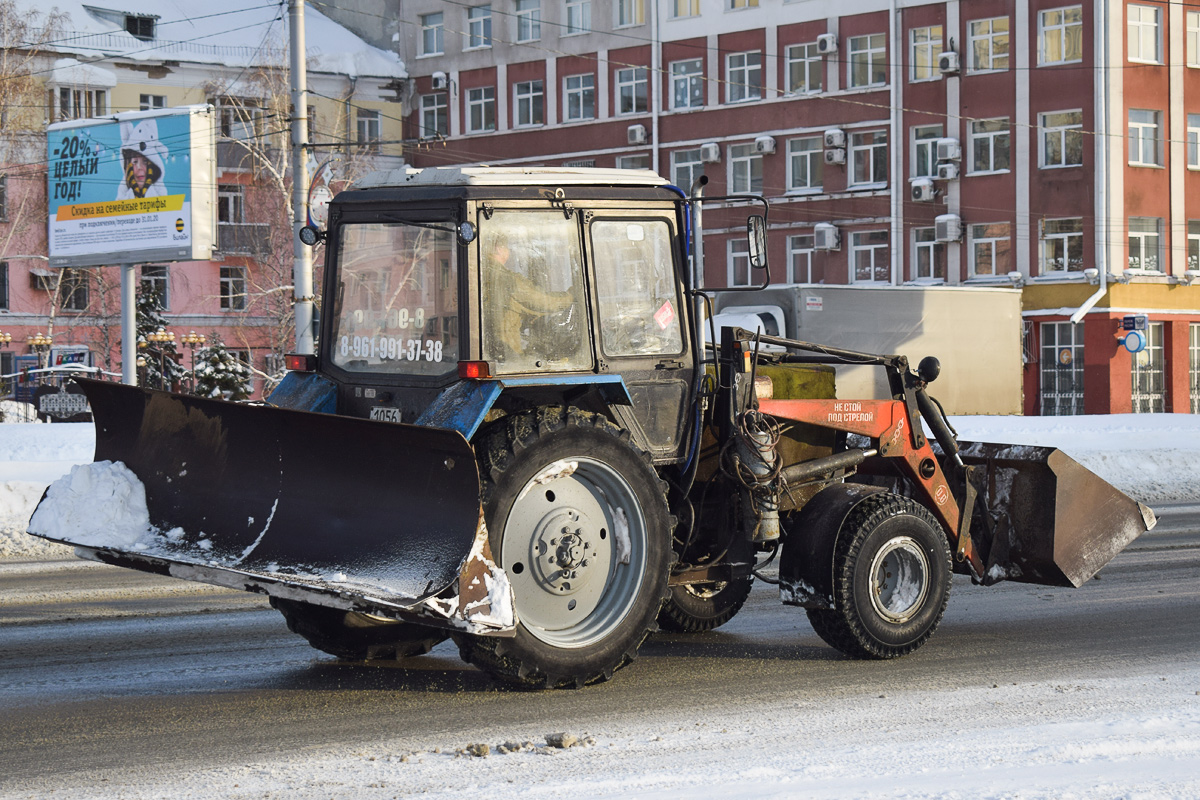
[26,332,52,368]
[181,331,206,392]
[0,331,12,348]
[145,327,175,390]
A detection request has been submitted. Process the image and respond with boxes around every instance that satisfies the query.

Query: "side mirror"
[747,215,768,270]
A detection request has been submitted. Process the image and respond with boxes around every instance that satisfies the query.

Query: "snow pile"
[27,461,156,549]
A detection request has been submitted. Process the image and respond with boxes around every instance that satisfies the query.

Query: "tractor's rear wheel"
[806,494,951,659]
[270,598,447,661]
[657,577,754,633]
[455,407,673,689]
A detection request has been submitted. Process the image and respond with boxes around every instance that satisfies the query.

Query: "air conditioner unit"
[754,135,776,155]
[816,33,838,54]
[936,162,959,181]
[431,71,448,90]
[937,52,960,74]
[935,213,963,243]
[823,147,845,165]
[823,128,846,148]
[627,124,647,145]
[936,137,961,162]
[814,223,840,251]
[910,177,935,202]
[700,142,721,163]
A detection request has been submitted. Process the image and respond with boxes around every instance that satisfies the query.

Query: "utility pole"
[289,0,314,354]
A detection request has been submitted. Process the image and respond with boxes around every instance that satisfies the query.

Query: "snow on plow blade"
[959,441,1156,588]
[29,379,490,621]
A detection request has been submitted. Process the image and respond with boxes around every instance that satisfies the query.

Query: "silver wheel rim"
[868,535,930,623]
[502,457,647,648]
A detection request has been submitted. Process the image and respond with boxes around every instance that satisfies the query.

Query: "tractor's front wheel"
[270,598,447,661]
[806,494,951,659]
[456,407,673,689]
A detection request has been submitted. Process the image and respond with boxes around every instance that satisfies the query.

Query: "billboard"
[47,105,216,267]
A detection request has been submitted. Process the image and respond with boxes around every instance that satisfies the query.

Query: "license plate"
[369,406,401,423]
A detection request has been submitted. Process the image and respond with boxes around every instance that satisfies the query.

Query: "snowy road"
[1,511,1198,799]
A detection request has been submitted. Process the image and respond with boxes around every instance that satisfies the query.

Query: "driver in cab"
[487,235,575,357]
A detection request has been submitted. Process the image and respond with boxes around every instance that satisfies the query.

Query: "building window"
[1131,322,1165,413]
[125,14,154,40]
[516,0,541,42]
[220,266,248,311]
[785,43,822,94]
[730,0,759,7]
[787,136,823,192]
[726,52,762,103]
[420,94,448,137]
[1128,218,1162,272]
[566,0,591,34]
[729,143,763,193]
[514,80,544,127]
[356,109,381,149]
[1189,12,1200,67]
[969,222,1011,277]
[848,33,887,88]
[564,74,595,121]
[1041,322,1085,416]
[968,17,1009,72]
[1128,109,1162,166]
[59,269,88,312]
[788,235,817,283]
[912,125,943,178]
[1040,110,1083,168]
[616,0,644,27]
[672,0,699,18]
[0,263,7,310]
[54,87,107,120]
[0,175,6,221]
[217,184,245,223]
[466,86,496,132]
[729,239,752,287]
[850,231,890,283]
[467,5,492,49]
[616,154,650,169]
[910,26,943,82]
[913,228,945,280]
[214,97,260,141]
[420,12,444,56]
[1189,114,1200,169]
[1191,323,1200,413]
[849,129,888,187]
[970,118,1010,174]
[140,265,169,310]
[1041,218,1084,273]
[139,94,165,110]
[672,148,704,191]
[1128,5,1161,64]
[1040,6,1083,65]
[1190,221,1200,270]
[671,59,704,110]
[616,67,648,115]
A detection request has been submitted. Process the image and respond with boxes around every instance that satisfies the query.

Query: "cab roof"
[354,165,672,190]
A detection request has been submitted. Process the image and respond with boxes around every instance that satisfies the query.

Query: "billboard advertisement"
[47,105,216,268]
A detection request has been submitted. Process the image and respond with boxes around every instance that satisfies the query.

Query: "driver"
[487,235,575,357]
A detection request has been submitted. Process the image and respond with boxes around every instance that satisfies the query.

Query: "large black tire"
[270,598,447,661]
[806,494,951,659]
[657,577,754,633]
[455,407,673,689]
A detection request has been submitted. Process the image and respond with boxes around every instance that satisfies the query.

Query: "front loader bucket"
[958,441,1156,588]
[28,379,486,618]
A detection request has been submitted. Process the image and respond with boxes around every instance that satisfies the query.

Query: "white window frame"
[849,129,888,188]
[514,80,544,127]
[787,136,823,193]
[616,67,648,115]
[419,93,448,137]
[1040,110,1083,168]
[139,94,166,111]
[356,109,381,148]
[912,228,945,281]
[616,154,650,170]
[55,86,108,120]
[1191,323,1200,413]
[848,33,887,88]
[566,0,591,34]
[467,5,492,49]
[788,235,816,283]
[420,12,444,56]
[850,230,890,284]
[1128,109,1162,166]
[670,58,704,110]
[726,51,762,103]
[1040,321,1086,416]
[969,222,1010,277]
[1188,11,1200,67]
[1131,322,1166,413]
[1189,221,1200,271]
[785,43,822,94]
[1040,218,1084,273]
[1039,6,1083,66]
[728,143,763,193]
[912,124,943,178]
[728,238,752,287]
[969,118,1011,174]
[220,265,248,311]
[616,0,645,28]
[671,0,699,17]
[968,17,1009,72]
[140,264,170,311]
[910,26,943,82]
[564,74,595,121]
[516,0,541,42]
[1128,217,1163,272]
[1190,114,1200,169]
[672,149,704,191]
[730,0,759,8]
[1127,4,1161,64]
[466,86,496,133]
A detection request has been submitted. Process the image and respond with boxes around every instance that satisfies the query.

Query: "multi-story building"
[0,1,406,398]
[375,0,1200,416]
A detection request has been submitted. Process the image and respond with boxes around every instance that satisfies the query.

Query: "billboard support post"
[290,0,314,355]
[121,264,137,386]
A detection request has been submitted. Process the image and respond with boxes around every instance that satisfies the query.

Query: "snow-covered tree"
[135,291,186,389]
[191,335,251,401]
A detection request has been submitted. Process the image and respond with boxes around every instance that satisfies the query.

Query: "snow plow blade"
[29,379,503,628]
[958,441,1156,587]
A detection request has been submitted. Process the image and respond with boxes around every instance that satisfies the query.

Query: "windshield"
[329,221,458,377]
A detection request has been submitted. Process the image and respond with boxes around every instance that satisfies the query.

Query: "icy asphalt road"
[0,506,1197,799]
